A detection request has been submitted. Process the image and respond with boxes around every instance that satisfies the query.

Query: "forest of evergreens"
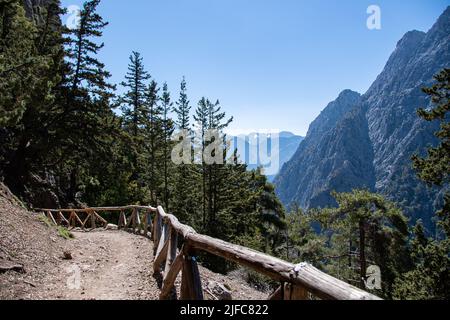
[0,0,448,300]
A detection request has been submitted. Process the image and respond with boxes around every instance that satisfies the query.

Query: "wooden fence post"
[144,210,153,238]
[68,212,73,229]
[154,223,169,273]
[118,210,127,229]
[160,227,179,299]
[90,211,96,229]
[130,208,136,230]
[59,212,69,226]
[143,211,148,236]
[180,251,203,301]
[93,211,108,228]
[47,211,57,225]
[135,209,141,233]
[160,251,184,300]
[82,214,90,229]
[56,211,62,225]
[283,283,309,300]
[165,227,178,276]
[153,212,162,255]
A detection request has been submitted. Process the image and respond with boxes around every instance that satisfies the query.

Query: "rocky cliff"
[23,0,51,16]
[275,7,450,231]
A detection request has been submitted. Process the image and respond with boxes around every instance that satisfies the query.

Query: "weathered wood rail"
[37,205,381,301]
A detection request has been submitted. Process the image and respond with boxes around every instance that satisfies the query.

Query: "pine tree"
[323,190,410,298]
[207,100,232,235]
[120,51,150,137]
[60,0,117,203]
[172,77,197,224]
[284,205,326,265]
[66,0,113,96]
[119,51,150,184]
[393,219,449,300]
[160,82,174,209]
[173,77,191,131]
[251,169,286,254]
[193,98,232,234]
[144,80,163,204]
[193,97,209,229]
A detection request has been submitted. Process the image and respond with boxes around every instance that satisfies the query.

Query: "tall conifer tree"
[120,51,150,183]
[172,77,197,223]
[161,82,174,209]
[144,80,163,204]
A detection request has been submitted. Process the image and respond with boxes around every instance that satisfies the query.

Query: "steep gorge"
[275,7,450,232]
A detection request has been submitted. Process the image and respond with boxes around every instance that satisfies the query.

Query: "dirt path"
[39,230,159,300]
[36,230,268,300]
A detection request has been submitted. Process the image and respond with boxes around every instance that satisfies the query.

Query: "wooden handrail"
[36,205,381,301]
[36,205,157,213]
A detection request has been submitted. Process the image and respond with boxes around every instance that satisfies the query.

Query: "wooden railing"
[37,205,381,301]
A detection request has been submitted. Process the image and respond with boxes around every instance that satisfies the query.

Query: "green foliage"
[120,51,150,172]
[413,68,449,188]
[173,77,191,131]
[0,0,38,126]
[1,0,121,207]
[1,0,64,191]
[330,190,410,299]
[160,82,175,209]
[38,216,74,239]
[284,205,327,266]
[120,51,150,136]
[66,0,113,96]
[413,68,450,240]
[393,220,449,300]
[143,80,164,204]
[39,215,54,228]
[57,226,74,239]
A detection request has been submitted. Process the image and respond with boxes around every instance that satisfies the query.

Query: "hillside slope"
[0,183,67,299]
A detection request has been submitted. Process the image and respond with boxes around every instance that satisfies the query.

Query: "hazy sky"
[61,0,449,136]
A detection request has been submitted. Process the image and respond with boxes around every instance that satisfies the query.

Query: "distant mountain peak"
[279,131,297,138]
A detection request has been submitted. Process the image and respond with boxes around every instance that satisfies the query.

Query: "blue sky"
[61,0,449,136]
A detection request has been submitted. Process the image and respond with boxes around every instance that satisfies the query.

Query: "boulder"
[206,281,232,300]
[105,224,118,231]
